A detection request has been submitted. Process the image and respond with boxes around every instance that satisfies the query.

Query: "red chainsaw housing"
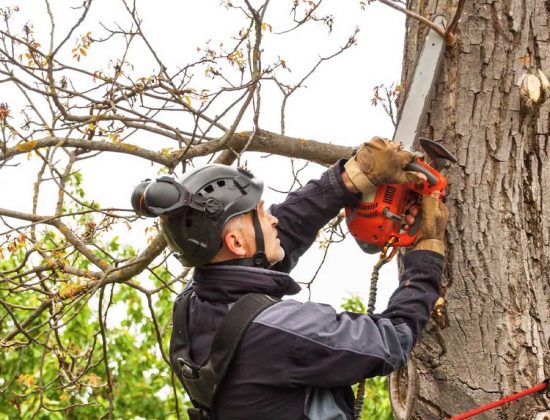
[345,158,447,248]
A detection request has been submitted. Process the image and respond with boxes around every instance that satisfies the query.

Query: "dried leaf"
[17,373,34,387]
[86,373,101,387]
[518,55,531,66]
[108,133,121,143]
[16,140,38,152]
[59,282,85,299]
[121,143,139,151]
[160,148,174,157]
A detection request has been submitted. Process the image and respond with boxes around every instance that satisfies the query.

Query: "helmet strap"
[250,209,269,268]
[205,209,269,269]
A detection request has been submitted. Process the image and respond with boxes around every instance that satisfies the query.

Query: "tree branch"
[377,0,446,40]
[2,132,353,167]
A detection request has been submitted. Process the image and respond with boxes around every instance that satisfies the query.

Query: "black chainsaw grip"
[405,161,438,185]
[408,210,422,237]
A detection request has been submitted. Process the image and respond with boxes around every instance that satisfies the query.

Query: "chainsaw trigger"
[382,207,402,223]
[408,211,422,236]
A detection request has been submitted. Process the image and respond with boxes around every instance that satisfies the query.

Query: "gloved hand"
[344,137,424,195]
[413,191,449,255]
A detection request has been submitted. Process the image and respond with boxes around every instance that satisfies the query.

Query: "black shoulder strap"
[173,293,279,415]
[208,293,279,378]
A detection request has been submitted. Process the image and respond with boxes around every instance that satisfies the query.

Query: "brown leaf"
[518,55,531,66]
[17,373,34,387]
[16,140,38,152]
[121,143,139,151]
[86,373,101,387]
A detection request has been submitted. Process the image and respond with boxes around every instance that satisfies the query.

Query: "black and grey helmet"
[131,164,264,267]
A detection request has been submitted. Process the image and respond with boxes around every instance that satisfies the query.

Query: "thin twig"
[377,0,446,40]
[98,285,114,419]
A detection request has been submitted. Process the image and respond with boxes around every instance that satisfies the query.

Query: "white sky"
[1,0,406,312]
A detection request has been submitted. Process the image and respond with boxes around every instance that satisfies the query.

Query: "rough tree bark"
[389,1,550,419]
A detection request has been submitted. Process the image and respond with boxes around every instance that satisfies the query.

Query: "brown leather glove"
[413,193,449,256]
[344,137,424,196]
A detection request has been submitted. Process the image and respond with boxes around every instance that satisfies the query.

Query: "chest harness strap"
[172,293,279,420]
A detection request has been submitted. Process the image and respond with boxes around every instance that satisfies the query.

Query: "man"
[131,137,448,419]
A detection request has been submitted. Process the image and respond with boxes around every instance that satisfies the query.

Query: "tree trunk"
[389,1,550,419]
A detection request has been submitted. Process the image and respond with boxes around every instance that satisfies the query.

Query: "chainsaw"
[345,138,456,254]
[345,13,457,255]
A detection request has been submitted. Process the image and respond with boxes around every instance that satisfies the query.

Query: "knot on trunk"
[519,69,550,112]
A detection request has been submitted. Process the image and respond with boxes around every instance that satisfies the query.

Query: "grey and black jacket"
[169,161,444,419]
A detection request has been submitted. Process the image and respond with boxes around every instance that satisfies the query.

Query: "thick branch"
[3,299,52,342]
[102,233,167,284]
[2,137,173,166]
[2,132,353,167]
[184,130,354,165]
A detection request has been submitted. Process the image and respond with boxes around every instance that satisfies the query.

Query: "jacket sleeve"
[251,250,443,387]
[270,160,360,273]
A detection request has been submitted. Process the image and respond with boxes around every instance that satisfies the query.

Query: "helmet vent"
[204,185,214,194]
[217,180,226,187]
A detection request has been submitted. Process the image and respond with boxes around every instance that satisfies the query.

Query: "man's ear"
[222,230,248,257]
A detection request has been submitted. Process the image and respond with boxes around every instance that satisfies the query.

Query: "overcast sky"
[1,0,406,312]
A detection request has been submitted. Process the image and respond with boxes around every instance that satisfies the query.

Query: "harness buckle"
[177,357,200,380]
[187,407,210,420]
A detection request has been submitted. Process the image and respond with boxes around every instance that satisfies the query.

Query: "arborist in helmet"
[131,137,448,420]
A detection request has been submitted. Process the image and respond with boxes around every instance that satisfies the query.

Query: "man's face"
[255,200,285,266]
[216,201,285,266]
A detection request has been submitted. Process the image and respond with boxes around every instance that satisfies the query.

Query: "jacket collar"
[192,265,301,302]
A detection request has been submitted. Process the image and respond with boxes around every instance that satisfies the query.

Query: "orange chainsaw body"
[345,157,448,249]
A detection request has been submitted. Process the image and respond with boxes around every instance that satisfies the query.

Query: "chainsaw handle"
[405,161,438,185]
[408,210,422,237]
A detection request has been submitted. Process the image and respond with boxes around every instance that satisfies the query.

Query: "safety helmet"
[131,165,264,267]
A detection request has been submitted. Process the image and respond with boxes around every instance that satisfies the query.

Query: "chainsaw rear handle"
[346,140,456,253]
[407,210,422,236]
[405,161,438,185]
[346,154,450,250]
